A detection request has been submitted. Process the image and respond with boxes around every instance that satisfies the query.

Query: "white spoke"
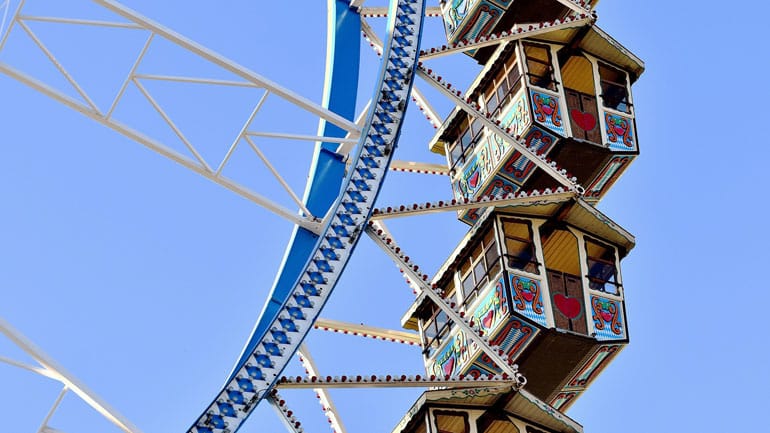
[269,393,305,433]
[216,91,268,175]
[19,15,142,29]
[35,386,68,433]
[0,317,144,433]
[132,77,213,172]
[297,345,348,433]
[18,19,100,113]
[134,73,257,88]
[0,62,318,231]
[313,318,421,345]
[93,0,360,137]
[419,16,594,60]
[107,33,153,119]
[244,135,315,219]
[245,131,358,145]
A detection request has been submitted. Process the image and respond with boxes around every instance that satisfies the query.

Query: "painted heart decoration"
[570,109,596,131]
[600,311,614,322]
[443,356,455,376]
[522,291,535,302]
[468,170,480,189]
[482,310,495,329]
[554,294,581,319]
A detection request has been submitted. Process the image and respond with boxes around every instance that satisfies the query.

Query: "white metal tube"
[244,135,314,219]
[18,15,143,29]
[131,77,213,172]
[35,386,68,433]
[18,20,100,113]
[217,91,269,175]
[297,345,348,433]
[93,0,361,137]
[0,317,144,433]
[246,131,358,145]
[0,354,60,380]
[133,74,256,88]
[107,33,154,119]
[0,0,26,53]
[0,62,318,231]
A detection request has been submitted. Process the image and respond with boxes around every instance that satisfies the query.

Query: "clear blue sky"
[1,1,768,433]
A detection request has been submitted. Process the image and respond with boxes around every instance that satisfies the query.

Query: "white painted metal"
[0,62,319,231]
[555,0,593,15]
[269,393,305,433]
[370,189,575,220]
[297,345,348,433]
[91,0,360,135]
[244,135,315,218]
[17,19,100,113]
[361,17,441,130]
[389,160,449,175]
[18,15,143,29]
[313,317,422,345]
[360,6,442,17]
[416,65,580,191]
[134,73,257,88]
[276,374,517,389]
[246,131,358,145]
[418,16,595,60]
[35,386,68,433]
[0,317,144,433]
[367,222,520,378]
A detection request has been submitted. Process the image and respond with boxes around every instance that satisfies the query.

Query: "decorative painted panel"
[550,391,580,411]
[450,2,505,48]
[498,90,531,137]
[509,274,547,327]
[590,296,626,340]
[464,363,497,379]
[530,91,565,136]
[459,175,519,225]
[565,345,622,390]
[475,318,538,371]
[584,155,632,199]
[604,112,636,151]
[430,330,472,377]
[455,138,489,198]
[473,277,510,335]
[442,0,479,37]
[498,126,558,184]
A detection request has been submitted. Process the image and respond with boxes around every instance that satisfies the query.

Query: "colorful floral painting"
[590,296,625,340]
[604,112,636,151]
[530,90,564,135]
[509,274,547,327]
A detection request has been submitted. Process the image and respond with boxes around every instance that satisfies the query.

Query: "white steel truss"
[0,317,143,433]
[0,0,368,232]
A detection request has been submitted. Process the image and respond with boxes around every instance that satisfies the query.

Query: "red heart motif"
[600,311,613,322]
[468,170,480,189]
[554,294,581,319]
[522,291,535,302]
[443,357,455,376]
[482,310,494,329]
[570,109,596,131]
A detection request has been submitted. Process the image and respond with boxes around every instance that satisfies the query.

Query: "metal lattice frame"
[0,1,601,432]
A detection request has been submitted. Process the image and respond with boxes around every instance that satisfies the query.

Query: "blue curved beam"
[226,0,360,383]
[189,1,426,432]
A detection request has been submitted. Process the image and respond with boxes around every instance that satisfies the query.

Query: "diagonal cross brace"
[365,224,522,378]
[416,65,582,192]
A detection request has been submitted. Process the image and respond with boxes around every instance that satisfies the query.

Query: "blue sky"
[1,1,769,433]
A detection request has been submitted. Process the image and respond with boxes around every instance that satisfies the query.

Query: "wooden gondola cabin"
[391,385,583,433]
[401,195,634,410]
[430,20,644,224]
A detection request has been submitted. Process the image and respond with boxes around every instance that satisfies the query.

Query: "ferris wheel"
[0,1,599,433]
